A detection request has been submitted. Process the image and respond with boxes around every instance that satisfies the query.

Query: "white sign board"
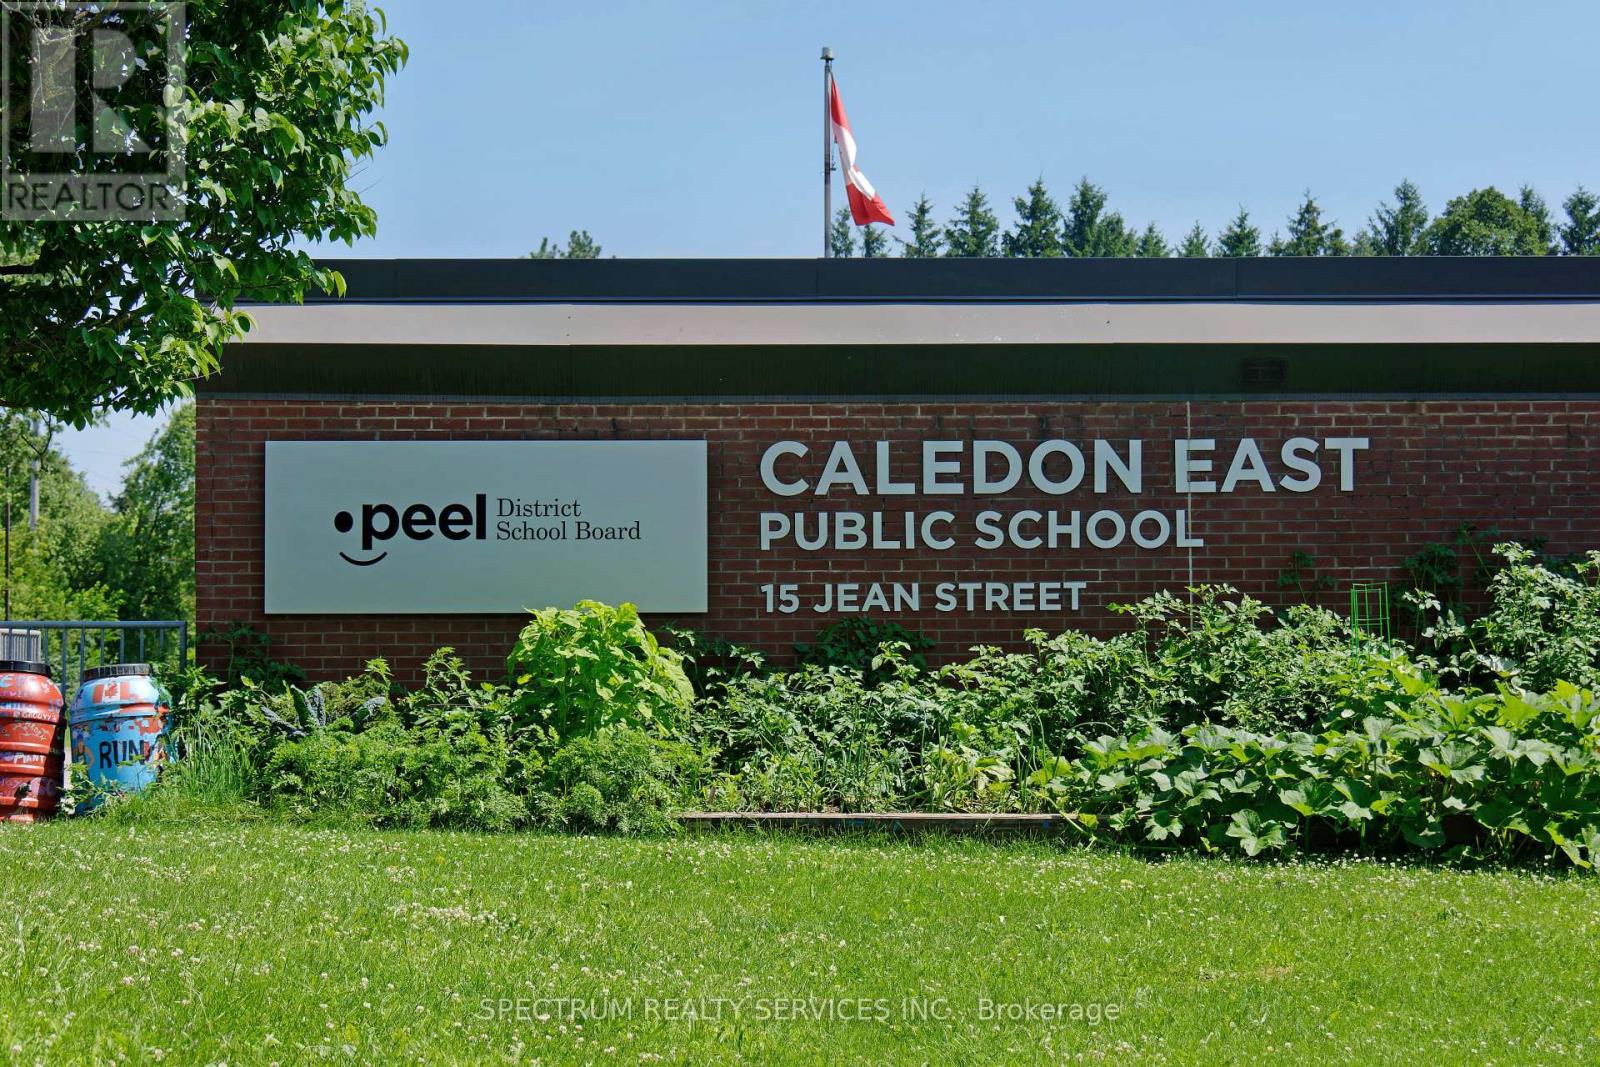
[264,441,707,614]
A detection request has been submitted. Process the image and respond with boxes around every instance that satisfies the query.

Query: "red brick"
[195,398,1600,682]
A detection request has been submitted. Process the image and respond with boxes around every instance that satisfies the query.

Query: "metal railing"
[0,620,188,693]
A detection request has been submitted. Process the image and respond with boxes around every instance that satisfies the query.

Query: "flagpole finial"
[821,48,834,256]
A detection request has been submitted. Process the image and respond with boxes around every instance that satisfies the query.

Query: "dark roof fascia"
[253,256,1600,306]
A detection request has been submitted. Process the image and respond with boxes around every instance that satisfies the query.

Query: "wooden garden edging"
[679,812,1077,835]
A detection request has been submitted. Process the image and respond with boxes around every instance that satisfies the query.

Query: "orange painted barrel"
[0,661,65,823]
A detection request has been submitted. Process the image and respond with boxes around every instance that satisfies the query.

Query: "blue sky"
[63,0,1600,492]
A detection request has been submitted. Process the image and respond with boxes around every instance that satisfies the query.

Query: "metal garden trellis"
[1348,582,1392,644]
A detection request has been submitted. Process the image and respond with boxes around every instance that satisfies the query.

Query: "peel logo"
[333,493,487,566]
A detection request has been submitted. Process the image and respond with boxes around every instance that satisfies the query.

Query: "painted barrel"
[70,664,170,810]
[0,661,65,823]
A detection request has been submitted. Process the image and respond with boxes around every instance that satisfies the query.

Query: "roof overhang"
[209,257,1600,399]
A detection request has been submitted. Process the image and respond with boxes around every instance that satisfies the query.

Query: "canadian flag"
[830,78,895,226]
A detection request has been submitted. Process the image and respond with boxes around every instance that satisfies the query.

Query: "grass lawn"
[2,818,1597,1065]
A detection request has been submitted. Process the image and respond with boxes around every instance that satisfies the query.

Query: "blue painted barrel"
[70,664,170,810]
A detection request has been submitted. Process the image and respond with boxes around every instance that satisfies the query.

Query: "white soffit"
[238,301,1600,347]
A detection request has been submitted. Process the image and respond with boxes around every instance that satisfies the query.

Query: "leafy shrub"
[401,647,546,798]
[506,601,694,741]
[265,717,528,832]
[536,728,705,834]
[257,650,542,832]
[732,752,827,812]
[711,659,942,812]
[198,622,305,690]
[794,618,934,683]
[662,626,769,701]
[128,566,1600,866]
[939,629,1155,752]
[263,719,413,826]
[920,720,1017,812]
[256,666,393,740]
[1119,587,1411,733]
[1032,672,1600,866]
[394,726,529,832]
[1448,545,1600,692]
[160,662,227,738]
[403,648,512,734]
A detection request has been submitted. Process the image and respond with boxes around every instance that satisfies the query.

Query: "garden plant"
[87,544,1599,871]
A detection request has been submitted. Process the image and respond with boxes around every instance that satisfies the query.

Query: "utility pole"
[27,416,39,530]
[821,46,834,257]
[4,452,11,622]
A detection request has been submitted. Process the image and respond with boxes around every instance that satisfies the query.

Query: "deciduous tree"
[101,404,196,622]
[0,416,117,620]
[1424,187,1550,255]
[0,2,408,425]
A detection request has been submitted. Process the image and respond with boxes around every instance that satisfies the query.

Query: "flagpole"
[821,46,834,258]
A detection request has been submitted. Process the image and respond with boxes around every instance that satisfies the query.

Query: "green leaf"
[1279,788,1314,817]
[1336,800,1373,823]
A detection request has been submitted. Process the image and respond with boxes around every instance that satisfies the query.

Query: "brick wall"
[196,398,1600,682]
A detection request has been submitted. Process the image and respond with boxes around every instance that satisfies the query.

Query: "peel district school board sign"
[265,441,708,613]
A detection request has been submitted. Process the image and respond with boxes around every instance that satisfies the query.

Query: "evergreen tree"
[1177,223,1211,258]
[943,187,1001,257]
[829,207,857,257]
[1003,179,1063,257]
[1519,186,1557,253]
[562,230,603,259]
[1134,223,1170,258]
[1423,187,1549,255]
[1061,178,1135,257]
[529,230,603,259]
[1370,180,1429,256]
[1349,230,1380,257]
[1560,187,1600,255]
[1269,193,1348,256]
[861,224,889,258]
[1216,208,1262,257]
[897,194,944,257]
